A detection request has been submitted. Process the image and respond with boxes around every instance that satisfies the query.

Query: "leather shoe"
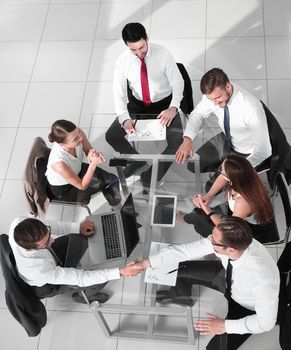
[156,290,194,307]
[72,291,109,304]
[123,161,147,178]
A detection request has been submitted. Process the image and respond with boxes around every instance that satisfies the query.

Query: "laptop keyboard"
[101,213,122,259]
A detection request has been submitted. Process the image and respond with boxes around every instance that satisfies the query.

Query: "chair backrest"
[177,63,194,115]
[272,172,291,244]
[0,234,47,336]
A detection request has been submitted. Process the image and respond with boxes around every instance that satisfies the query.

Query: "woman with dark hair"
[178,154,277,243]
[45,119,121,207]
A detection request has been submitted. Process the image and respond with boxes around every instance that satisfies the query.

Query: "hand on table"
[175,138,194,164]
[194,313,226,335]
[157,107,177,127]
[80,220,95,236]
[123,119,136,134]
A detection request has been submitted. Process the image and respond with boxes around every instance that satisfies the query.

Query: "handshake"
[119,258,150,277]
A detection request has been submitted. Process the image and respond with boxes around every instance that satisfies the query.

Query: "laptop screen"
[120,193,140,257]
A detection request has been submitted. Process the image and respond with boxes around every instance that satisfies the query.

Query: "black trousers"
[183,205,279,244]
[32,234,106,299]
[48,162,121,206]
[172,260,255,350]
[105,94,183,183]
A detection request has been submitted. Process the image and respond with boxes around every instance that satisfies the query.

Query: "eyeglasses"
[211,235,228,248]
[217,165,231,182]
[38,226,51,249]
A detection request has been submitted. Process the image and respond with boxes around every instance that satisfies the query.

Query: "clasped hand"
[88,148,105,165]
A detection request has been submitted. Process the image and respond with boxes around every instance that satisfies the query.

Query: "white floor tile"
[32,41,92,81]
[43,3,99,41]
[90,113,116,128]
[206,37,266,79]
[0,180,29,234]
[206,0,263,37]
[51,0,99,3]
[95,1,151,39]
[2,0,48,4]
[151,0,206,38]
[80,82,115,126]
[0,41,38,81]
[88,39,125,81]
[266,37,291,79]
[20,82,85,127]
[0,128,17,179]
[0,309,39,350]
[268,80,291,128]
[6,127,50,179]
[0,82,28,127]
[157,38,205,80]
[238,325,281,350]
[263,0,291,36]
[38,310,118,350]
[0,4,48,41]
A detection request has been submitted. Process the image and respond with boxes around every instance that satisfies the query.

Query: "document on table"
[126,119,166,142]
[144,242,179,286]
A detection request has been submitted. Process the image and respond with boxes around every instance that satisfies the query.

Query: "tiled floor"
[0,0,290,349]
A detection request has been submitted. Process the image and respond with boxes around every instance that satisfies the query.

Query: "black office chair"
[264,172,291,246]
[23,137,91,218]
[0,234,47,336]
[176,62,194,116]
[258,102,291,189]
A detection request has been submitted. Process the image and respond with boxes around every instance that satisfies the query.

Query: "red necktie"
[140,58,151,106]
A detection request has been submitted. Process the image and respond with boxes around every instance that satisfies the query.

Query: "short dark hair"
[122,22,147,44]
[217,216,252,251]
[200,68,230,95]
[48,119,77,144]
[14,218,48,249]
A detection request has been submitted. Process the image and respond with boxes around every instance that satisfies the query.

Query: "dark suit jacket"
[0,234,47,337]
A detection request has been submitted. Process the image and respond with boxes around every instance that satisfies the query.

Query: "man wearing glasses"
[132,217,280,350]
[9,217,140,304]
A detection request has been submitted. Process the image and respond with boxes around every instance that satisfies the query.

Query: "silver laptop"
[85,193,140,263]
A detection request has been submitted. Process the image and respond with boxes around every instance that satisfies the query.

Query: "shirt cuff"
[108,267,121,280]
[225,319,246,334]
[118,114,131,125]
[71,223,80,233]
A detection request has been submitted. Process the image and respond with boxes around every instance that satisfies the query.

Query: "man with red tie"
[105,22,184,191]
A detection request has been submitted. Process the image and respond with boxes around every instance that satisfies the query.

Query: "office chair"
[0,234,47,336]
[264,172,291,246]
[23,137,91,218]
[257,102,291,189]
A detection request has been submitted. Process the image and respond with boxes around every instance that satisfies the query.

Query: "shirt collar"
[230,243,251,268]
[227,83,237,107]
[131,41,152,61]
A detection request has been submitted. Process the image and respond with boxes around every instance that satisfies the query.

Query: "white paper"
[144,242,179,286]
[126,119,166,141]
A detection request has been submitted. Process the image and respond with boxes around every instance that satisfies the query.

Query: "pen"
[167,265,186,275]
[104,177,121,189]
[133,119,138,128]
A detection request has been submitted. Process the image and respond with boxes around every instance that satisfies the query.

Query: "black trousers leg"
[206,299,255,350]
[173,260,226,297]
[187,132,227,173]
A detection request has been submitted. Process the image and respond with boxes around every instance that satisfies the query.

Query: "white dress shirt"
[9,217,120,287]
[149,238,279,335]
[184,84,272,167]
[113,43,184,124]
